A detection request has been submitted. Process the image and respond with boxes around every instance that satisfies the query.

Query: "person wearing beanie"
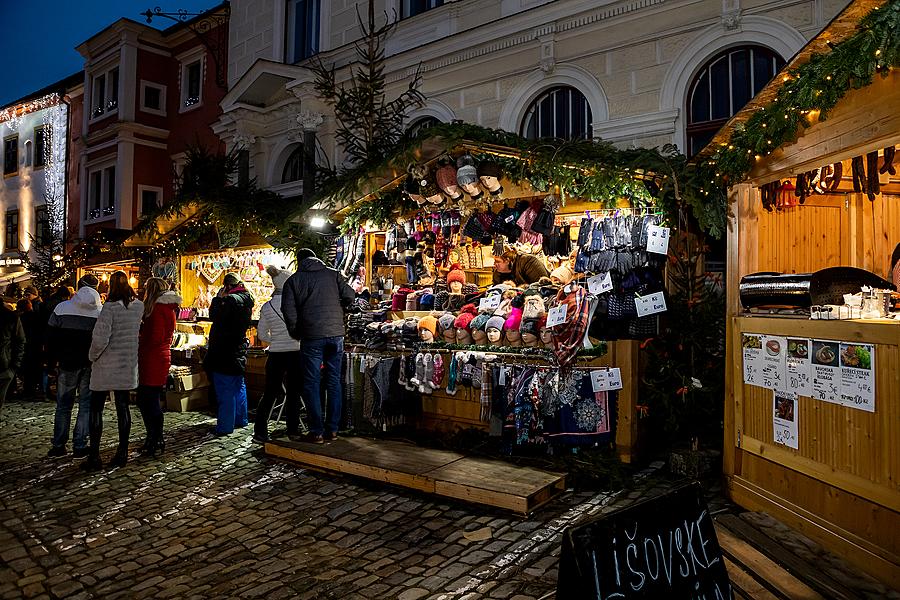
[205,272,255,441]
[485,315,505,345]
[438,312,456,342]
[440,264,468,311]
[550,264,575,286]
[454,304,477,345]
[456,154,483,199]
[45,273,100,459]
[418,315,438,342]
[254,266,302,443]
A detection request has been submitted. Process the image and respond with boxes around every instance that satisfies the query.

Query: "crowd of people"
[0,247,355,471]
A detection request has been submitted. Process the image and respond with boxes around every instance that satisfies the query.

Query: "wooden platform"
[264,436,566,515]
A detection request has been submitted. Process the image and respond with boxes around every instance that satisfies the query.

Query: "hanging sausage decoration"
[866,151,880,200]
[879,146,896,176]
[851,155,867,197]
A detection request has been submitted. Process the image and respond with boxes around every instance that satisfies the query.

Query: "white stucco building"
[215,0,849,199]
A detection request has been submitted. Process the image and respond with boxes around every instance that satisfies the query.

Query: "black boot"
[80,453,103,472]
[108,448,127,469]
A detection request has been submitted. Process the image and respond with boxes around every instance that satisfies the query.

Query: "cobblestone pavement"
[0,398,680,600]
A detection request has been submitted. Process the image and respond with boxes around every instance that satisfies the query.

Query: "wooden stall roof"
[124,205,202,248]
[696,0,887,162]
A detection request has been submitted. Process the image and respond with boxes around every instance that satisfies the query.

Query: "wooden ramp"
[716,513,863,600]
[264,436,566,515]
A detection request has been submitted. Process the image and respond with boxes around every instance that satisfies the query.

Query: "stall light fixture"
[129,276,137,286]
[310,216,327,229]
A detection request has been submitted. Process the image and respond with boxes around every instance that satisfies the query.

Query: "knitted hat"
[456,154,483,199]
[550,264,575,285]
[471,313,491,331]
[435,163,463,201]
[418,315,438,337]
[520,317,541,336]
[486,315,505,332]
[504,306,523,331]
[391,287,413,310]
[453,304,478,330]
[522,292,546,319]
[438,312,456,332]
[419,292,435,311]
[265,265,291,291]
[478,161,503,195]
[447,263,466,286]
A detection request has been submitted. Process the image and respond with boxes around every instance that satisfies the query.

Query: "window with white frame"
[3,136,18,176]
[520,86,592,141]
[401,0,443,18]
[140,81,167,116]
[286,0,320,63]
[137,185,163,217]
[5,210,19,251]
[33,125,49,169]
[90,66,119,119]
[181,58,203,109]
[87,164,116,220]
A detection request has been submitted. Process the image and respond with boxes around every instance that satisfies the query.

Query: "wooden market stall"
[717,0,900,587]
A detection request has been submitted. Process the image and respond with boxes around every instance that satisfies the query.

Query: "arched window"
[686,45,785,156]
[520,86,592,141]
[406,116,440,139]
[281,145,304,184]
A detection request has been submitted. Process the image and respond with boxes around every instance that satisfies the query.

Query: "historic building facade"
[72,4,229,239]
[217,0,849,198]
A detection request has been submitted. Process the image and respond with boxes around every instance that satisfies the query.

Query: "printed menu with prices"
[772,391,799,449]
[741,334,764,387]
[810,339,841,404]
[760,336,788,393]
[839,343,875,412]
[785,338,812,397]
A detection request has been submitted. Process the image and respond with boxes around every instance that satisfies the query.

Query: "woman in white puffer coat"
[253,266,302,443]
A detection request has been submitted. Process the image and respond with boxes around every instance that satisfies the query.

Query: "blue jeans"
[52,368,91,450]
[301,336,343,435]
[212,373,248,435]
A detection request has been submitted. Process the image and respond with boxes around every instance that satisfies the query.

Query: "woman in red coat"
[137,278,181,457]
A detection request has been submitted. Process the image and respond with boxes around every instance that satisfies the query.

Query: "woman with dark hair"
[16,298,43,400]
[83,271,144,471]
[137,277,181,458]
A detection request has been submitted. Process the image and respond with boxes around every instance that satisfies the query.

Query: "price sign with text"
[479,294,501,311]
[587,271,614,295]
[590,368,623,392]
[634,292,667,317]
[546,305,568,328]
[646,225,670,255]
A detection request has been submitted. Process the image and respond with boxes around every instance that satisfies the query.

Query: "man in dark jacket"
[46,275,101,456]
[492,247,550,286]
[0,299,25,422]
[282,248,355,443]
[204,273,254,436]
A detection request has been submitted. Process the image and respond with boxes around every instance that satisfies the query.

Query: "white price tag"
[647,225,670,254]
[186,348,193,359]
[359,358,366,373]
[635,292,667,317]
[546,305,567,328]
[498,367,506,386]
[590,368,623,391]
[587,271,613,295]
[479,294,501,311]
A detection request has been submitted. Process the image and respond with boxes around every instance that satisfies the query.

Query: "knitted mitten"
[446,353,459,395]
[471,355,483,389]
[458,352,473,388]
[431,354,444,390]
[410,353,425,388]
[419,354,434,393]
[398,355,409,387]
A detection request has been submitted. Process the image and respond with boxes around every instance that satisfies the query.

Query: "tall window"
[33,125,49,168]
[401,0,443,18]
[3,136,18,176]
[520,86,592,141]
[5,210,19,251]
[88,165,116,220]
[286,0,320,63]
[183,60,203,108]
[406,116,440,139]
[35,205,50,246]
[686,45,785,156]
[91,67,119,119]
[281,145,305,183]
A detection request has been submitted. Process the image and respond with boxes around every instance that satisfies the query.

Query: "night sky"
[0,0,221,107]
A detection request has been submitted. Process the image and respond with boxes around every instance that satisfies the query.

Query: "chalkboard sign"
[557,482,732,599]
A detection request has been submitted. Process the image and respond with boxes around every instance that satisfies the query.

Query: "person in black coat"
[203,273,254,436]
[0,302,25,421]
[281,248,355,443]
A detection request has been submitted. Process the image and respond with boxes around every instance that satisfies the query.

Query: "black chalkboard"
[557,482,732,599]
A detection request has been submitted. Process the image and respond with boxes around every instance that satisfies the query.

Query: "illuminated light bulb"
[129,276,137,286]
[875,49,882,56]
[101,273,108,282]
[826,76,832,80]
[310,216,327,229]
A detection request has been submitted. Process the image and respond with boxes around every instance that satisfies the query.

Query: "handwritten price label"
[479,294,501,311]
[635,292,667,317]
[546,305,567,328]
[590,368,623,392]
[587,272,613,295]
[646,225,670,254]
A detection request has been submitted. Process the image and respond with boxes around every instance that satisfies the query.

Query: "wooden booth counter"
[727,315,900,588]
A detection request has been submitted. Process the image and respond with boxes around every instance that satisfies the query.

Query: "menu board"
[742,333,875,412]
[773,391,799,449]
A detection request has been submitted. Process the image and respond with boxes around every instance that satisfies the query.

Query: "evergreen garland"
[696,0,900,201]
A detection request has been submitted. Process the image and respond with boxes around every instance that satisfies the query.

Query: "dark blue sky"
[0,0,220,107]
